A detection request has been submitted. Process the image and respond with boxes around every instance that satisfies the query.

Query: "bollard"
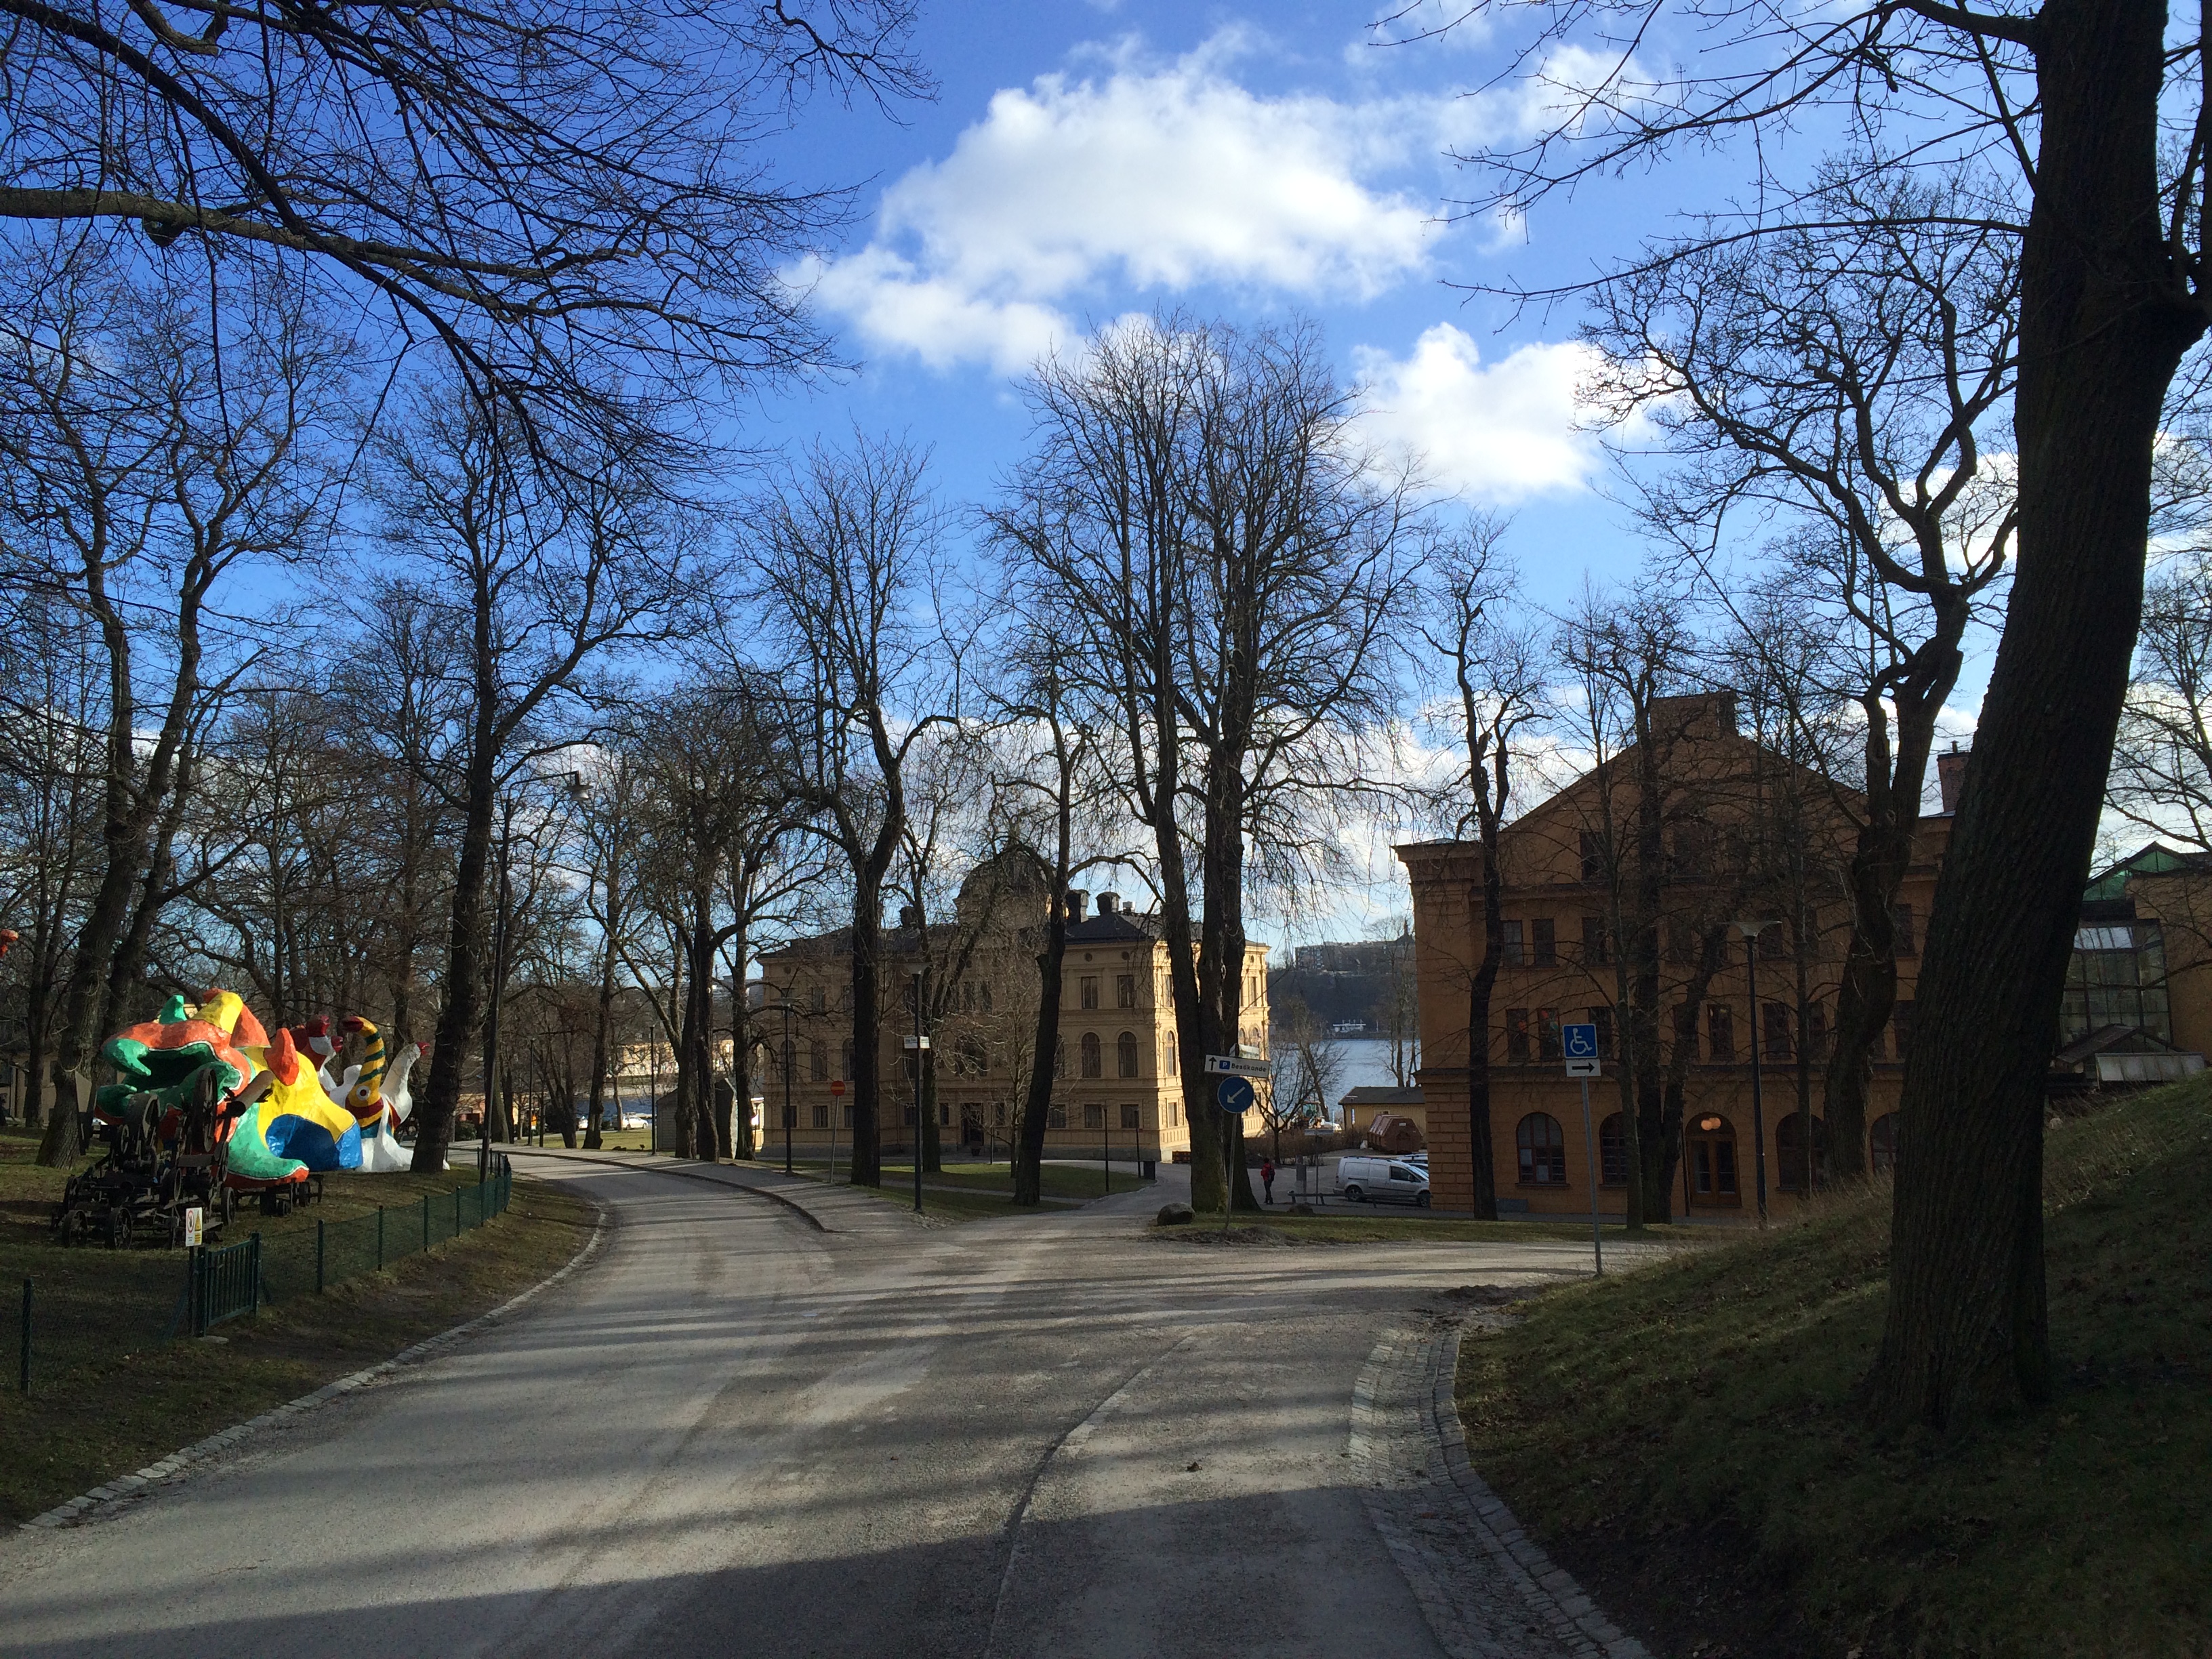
[18,1277,29,1394]
[316,1218,326,1294]
[422,1191,430,1252]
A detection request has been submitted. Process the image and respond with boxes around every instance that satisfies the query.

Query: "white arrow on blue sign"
[1216,1076,1255,1113]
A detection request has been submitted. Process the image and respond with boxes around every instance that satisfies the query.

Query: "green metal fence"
[186,1233,262,1336]
[259,1158,513,1302]
[6,1157,514,1395]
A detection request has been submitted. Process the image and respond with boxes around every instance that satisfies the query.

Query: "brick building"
[1397,692,1952,1220]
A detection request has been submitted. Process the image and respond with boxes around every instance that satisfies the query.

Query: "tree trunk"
[1016,845,1073,1207]
[415,759,494,1170]
[1465,867,1504,1221]
[847,892,884,1186]
[1868,0,2198,1427]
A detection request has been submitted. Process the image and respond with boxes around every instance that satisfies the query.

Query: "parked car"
[1338,1155,1431,1208]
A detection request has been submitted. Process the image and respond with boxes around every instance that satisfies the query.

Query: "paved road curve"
[0,1155,1622,1658]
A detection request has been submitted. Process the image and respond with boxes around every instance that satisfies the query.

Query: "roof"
[1064,909,1160,945]
[1338,1085,1426,1108]
[2052,1024,2183,1069]
[2083,842,2212,903]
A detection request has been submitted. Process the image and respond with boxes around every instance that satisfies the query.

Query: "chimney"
[1650,689,1738,742]
[1096,892,1119,916]
[1066,889,1088,921]
[1937,742,1970,813]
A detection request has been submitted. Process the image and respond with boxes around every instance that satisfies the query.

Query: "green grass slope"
[1457,1076,2212,1658]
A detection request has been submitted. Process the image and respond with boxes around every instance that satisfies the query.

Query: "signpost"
[1216,1074,1254,1235]
[1561,1023,1603,1277]
[903,1023,930,1215]
[830,1078,845,1185]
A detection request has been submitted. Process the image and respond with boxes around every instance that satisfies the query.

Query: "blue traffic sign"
[1561,1023,1599,1060]
[1216,1076,1255,1113]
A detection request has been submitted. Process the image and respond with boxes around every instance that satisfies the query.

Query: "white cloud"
[806,35,1459,375]
[1353,323,1603,501]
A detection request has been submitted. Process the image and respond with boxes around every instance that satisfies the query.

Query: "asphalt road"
[0,1154,1616,1658]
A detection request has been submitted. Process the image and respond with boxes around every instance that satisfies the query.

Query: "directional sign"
[1561,1022,1601,1078]
[1204,1054,1270,1078]
[901,1035,930,1050]
[1216,1076,1256,1114]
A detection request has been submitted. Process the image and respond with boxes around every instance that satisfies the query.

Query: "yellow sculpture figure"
[341,1016,422,1172]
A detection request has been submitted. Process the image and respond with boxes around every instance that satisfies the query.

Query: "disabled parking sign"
[1562,1022,1601,1078]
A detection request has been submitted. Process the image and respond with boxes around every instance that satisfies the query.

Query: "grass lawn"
[0,1126,596,1525]
[1456,1076,2212,1658]
[785,1158,1146,1202]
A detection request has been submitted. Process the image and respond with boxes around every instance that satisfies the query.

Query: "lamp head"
[1735,916,1780,941]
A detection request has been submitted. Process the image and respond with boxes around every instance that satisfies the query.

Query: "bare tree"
[0,245,350,1165]
[375,388,704,1170]
[1584,175,2015,1181]
[0,0,928,444]
[1418,521,1547,1221]
[1391,0,2211,1435]
[1000,314,1416,1212]
[756,434,954,1188]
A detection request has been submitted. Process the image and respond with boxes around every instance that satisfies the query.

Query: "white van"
[1338,1155,1431,1208]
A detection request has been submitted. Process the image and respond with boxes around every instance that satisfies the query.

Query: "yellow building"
[754,857,1269,1166]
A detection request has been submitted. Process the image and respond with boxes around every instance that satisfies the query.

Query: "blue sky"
[742,3,1703,611]
[730,3,2001,944]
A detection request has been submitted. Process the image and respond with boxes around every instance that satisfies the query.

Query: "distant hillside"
[1269,934,1414,1033]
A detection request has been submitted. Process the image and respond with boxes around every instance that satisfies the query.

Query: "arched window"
[1869,1112,1900,1175]
[1080,1032,1102,1078]
[1776,1113,1830,1192]
[809,1040,828,1082]
[960,1038,987,1077]
[1599,1113,1629,1186]
[1164,1031,1179,1076]
[1053,1038,1066,1080]
[1516,1113,1568,1183]
[1117,1031,1139,1078]
[1686,1113,1740,1203]
[840,1040,854,1080]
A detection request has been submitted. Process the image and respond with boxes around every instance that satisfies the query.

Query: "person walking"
[1261,1158,1276,1205]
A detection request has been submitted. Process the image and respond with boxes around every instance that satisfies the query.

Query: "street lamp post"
[1736,916,1778,1227]
[909,970,926,1215]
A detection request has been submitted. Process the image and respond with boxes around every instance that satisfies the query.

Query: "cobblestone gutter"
[1350,1317,1650,1659]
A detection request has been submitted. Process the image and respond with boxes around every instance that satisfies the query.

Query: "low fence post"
[376,1206,384,1271]
[186,1246,201,1338]
[249,1233,262,1317]
[454,1185,462,1238]
[422,1191,430,1252]
[316,1218,326,1294]
[18,1277,29,1394]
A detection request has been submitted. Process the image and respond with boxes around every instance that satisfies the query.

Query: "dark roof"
[2052,1024,2181,1069]
[1064,909,1160,944]
[1338,1085,1425,1108]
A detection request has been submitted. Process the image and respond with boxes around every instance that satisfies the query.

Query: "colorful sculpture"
[339,1017,424,1172]
[241,1027,362,1174]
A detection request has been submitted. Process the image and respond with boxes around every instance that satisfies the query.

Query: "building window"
[1504,1008,1531,1065]
[1757,922,1787,962]
[1080,1032,1102,1077]
[1531,917,1557,967]
[1048,1104,1067,1129]
[810,986,827,1014]
[1117,974,1136,1008]
[1673,1003,1700,1061]
[1869,1112,1900,1174]
[1590,1005,1614,1059]
[1516,1113,1568,1183]
[1776,1112,1829,1192]
[1891,903,1917,957]
[1599,1113,1628,1185]
[1687,1113,1739,1200]
[1763,1002,1792,1061]
[1053,1039,1066,1079]
[841,1040,854,1080]
[1579,830,1605,882]
[1536,1008,1561,1061]
[781,1038,796,1080]
[812,1102,829,1128]
[1582,914,1609,966]
[940,1103,950,1126]
[1892,1000,1915,1061]
[1164,1031,1179,1076]
[1121,1103,1141,1130]
[994,1101,1008,1127]
[1083,1103,1105,1130]
[843,1103,854,1128]
[1706,1002,1735,1063]
[810,1040,829,1082]
[1805,1002,1829,1062]
[1500,920,1525,966]
[1080,977,1099,1010]
[1117,1031,1139,1078]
